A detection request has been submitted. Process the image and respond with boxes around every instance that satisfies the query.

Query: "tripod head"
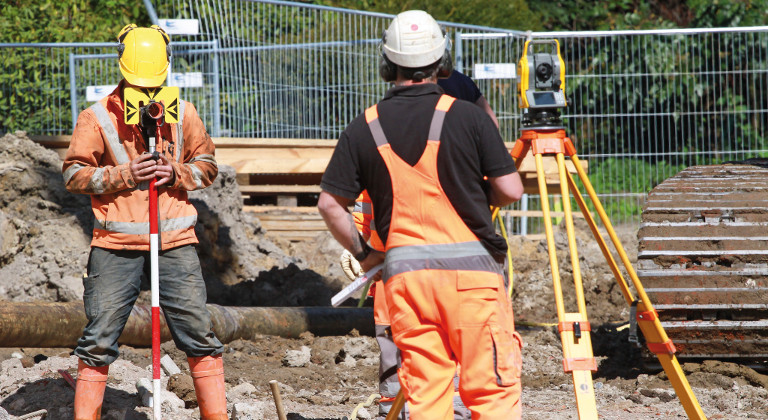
[517,39,567,129]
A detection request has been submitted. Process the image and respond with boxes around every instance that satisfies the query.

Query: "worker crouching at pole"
[62,24,227,420]
[319,10,525,419]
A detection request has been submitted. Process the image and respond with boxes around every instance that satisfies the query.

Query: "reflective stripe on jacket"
[62,82,217,251]
[352,190,385,252]
[365,94,503,282]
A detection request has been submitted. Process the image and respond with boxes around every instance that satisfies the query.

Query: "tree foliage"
[0,0,148,134]
[315,0,543,30]
[529,0,768,31]
[0,0,150,43]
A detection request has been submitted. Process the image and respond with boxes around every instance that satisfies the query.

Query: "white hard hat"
[382,10,447,68]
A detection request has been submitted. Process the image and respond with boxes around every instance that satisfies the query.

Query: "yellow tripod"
[511,127,707,419]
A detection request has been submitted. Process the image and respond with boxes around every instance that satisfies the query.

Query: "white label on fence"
[473,63,516,79]
[167,72,204,88]
[86,85,118,102]
[158,19,199,35]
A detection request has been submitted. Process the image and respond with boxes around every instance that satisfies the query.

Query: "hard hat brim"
[120,65,168,88]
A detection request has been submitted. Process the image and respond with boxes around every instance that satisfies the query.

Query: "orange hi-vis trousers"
[385,266,522,420]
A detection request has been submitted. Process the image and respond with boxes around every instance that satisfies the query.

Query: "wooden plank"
[500,209,586,219]
[239,185,322,194]
[28,135,71,148]
[264,231,326,241]
[244,206,328,241]
[515,155,587,175]
[244,205,324,213]
[213,138,337,148]
[216,147,332,174]
[259,219,328,231]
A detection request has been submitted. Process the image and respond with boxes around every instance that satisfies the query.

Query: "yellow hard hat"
[117,24,171,87]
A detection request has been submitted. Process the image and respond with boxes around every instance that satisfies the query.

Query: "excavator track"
[638,160,768,367]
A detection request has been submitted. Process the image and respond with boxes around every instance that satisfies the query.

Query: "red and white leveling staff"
[144,100,165,420]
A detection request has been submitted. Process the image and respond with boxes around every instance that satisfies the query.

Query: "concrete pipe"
[0,302,373,348]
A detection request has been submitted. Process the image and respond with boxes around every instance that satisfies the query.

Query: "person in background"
[438,70,500,128]
[320,10,524,419]
[63,24,227,420]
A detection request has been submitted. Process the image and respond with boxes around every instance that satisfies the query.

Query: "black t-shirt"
[437,70,482,103]
[320,83,516,257]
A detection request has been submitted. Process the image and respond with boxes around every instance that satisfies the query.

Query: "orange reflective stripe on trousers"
[366,96,522,419]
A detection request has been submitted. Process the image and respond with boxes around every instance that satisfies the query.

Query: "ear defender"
[116,23,138,58]
[150,24,172,58]
[379,54,398,82]
[437,27,454,78]
[378,30,397,82]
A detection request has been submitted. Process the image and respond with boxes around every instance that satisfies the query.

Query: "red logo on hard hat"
[411,24,418,31]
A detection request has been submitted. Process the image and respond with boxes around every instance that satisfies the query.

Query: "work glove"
[340,249,364,281]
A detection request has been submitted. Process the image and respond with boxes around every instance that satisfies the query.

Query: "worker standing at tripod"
[63,24,227,420]
[344,68,501,419]
[319,10,524,419]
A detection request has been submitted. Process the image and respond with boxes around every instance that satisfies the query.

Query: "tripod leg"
[534,153,565,316]
[569,154,707,420]
[555,154,599,419]
[556,154,587,315]
[536,154,598,420]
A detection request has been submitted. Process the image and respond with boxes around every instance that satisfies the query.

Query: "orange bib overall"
[365,95,522,419]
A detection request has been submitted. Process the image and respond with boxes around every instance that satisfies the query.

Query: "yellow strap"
[491,206,514,298]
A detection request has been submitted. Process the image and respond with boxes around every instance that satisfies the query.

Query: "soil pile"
[1,131,767,419]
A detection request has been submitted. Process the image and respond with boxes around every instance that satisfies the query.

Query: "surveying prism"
[124,85,179,420]
[124,86,180,126]
[510,39,707,419]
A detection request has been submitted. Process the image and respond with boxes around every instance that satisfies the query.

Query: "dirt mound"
[0,131,91,303]
[508,218,637,325]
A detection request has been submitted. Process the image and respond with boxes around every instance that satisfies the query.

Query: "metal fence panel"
[151,0,518,137]
[456,28,768,226]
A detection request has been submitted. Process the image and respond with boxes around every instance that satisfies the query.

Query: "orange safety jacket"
[62,81,217,251]
[353,190,389,324]
[365,94,504,281]
[353,190,385,252]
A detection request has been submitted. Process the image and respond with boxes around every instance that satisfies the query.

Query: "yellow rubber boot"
[188,354,228,420]
[74,359,109,420]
